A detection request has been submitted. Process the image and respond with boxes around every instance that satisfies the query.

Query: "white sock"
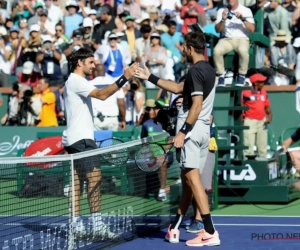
[73,215,80,223]
[159,189,166,195]
[92,212,102,222]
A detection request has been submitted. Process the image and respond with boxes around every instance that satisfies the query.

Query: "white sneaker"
[93,220,119,241]
[73,220,86,239]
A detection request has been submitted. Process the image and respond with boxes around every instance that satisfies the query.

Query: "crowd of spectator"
[0,0,300,128]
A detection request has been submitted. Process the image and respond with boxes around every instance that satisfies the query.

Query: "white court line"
[214,224,300,227]
[212,215,300,218]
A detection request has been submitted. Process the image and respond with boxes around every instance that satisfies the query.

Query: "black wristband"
[179,122,192,135]
[115,75,128,88]
[148,74,160,85]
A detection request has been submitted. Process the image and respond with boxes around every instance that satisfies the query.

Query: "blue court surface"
[111,215,300,250]
[1,215,300,249]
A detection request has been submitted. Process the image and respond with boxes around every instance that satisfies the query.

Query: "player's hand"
[173,132,186,148]
[124,62,139,80]
[134,63,151,80]
[282,144,288,153]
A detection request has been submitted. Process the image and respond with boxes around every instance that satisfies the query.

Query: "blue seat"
[94,130,113,147]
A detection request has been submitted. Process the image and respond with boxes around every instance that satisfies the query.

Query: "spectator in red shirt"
[18,61,41,87]
[242,73,272,159]
[180,0,205,35]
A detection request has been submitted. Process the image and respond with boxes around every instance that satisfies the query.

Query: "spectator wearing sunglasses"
[94,33,128,80]
[12,0,34,26]
[54,23,71,51]
[28,2,44,27]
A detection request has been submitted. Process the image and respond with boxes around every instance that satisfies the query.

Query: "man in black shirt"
[93,6,117,48]
[135,32,220,247]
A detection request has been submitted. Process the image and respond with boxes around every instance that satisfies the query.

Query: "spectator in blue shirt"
[64,1,83,37]
[161,20,184,82]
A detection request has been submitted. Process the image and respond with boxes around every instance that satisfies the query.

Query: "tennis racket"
[97,138,129,165]
[135,132,191,172]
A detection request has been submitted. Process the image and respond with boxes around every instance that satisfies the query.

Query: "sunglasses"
[20,19,27,23]
[109,38,117,41]
[55,29,62,32]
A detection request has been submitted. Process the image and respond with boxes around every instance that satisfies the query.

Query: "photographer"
[36,35,63,87]
[123,77,145,125]
[63,29,84,57]
[214,0,255,86]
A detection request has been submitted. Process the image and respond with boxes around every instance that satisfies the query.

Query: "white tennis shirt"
[62,73,96,147]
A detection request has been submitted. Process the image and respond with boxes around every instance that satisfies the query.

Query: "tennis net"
[0,133,206,250]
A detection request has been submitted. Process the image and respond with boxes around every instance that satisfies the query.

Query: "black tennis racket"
[97,138,129,165]
[135,132,191,172]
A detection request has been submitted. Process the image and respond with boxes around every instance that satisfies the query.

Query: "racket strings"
[135,143,167,172]
[98,138,129,165]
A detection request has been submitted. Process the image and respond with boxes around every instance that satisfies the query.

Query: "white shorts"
[176,117,210,172]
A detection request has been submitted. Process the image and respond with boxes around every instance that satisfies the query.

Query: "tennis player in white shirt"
[62,48,138,239]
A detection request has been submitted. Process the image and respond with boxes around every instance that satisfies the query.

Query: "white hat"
[116,32,125,37]
[135,13,150,24]
[83,17,93,27]
[0,26,7,36]
[42,34,53,43]
[293,37,300,48]
[151,32,160,38]
[108,33,118,39]
[22,61,34,75]
[88,9,97,15]
[66,0,79,11]
[30,24,40,33]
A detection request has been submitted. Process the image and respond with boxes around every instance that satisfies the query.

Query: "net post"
[68,154,75,250]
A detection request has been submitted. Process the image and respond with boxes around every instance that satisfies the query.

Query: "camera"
[44,44,51,50]
[155,105,178,136]
[130,83,138,91]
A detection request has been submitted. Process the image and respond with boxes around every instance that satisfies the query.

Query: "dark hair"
[69,48,94,72]
[140,24,152,33]
[166,20,177,28]
[184,32,206,54]
[40,77,50,85]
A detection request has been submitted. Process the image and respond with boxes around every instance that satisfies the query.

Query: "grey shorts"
[176,118,210,171]
[200,151,215,190]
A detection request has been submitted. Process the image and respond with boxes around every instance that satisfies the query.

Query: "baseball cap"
[42,35,53,43]
[125,15,135,22]
[22,61,34,75]
[151,32,161,38]
[249,73,267,83]
[83,17,93,27]
[116,32,125,37]
[34,2,43,9]
[108,33,118,39]
[30,24,40,33]
[293,37,300,48]
[88,9,97,16]
[10,25,19,33]
[39,9,48,16]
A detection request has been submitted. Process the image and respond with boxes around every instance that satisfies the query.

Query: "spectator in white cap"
[18,61,41,87]
[38,9,55,38]
[36,35,63,86]
[94,33,128,81]
[293,38,300,85]
[44,0,63,25]
[82,17,95,51]
[143,32,167,88]
[114,29,131,65]
[88,9,100,25]
[135,12,151,27]
[0,27,11,87]
[21,24,42,75]
[64,0,83,37]
[117,0,141,19]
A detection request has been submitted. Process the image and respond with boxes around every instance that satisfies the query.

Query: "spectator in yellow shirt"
[35,78,58,127]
